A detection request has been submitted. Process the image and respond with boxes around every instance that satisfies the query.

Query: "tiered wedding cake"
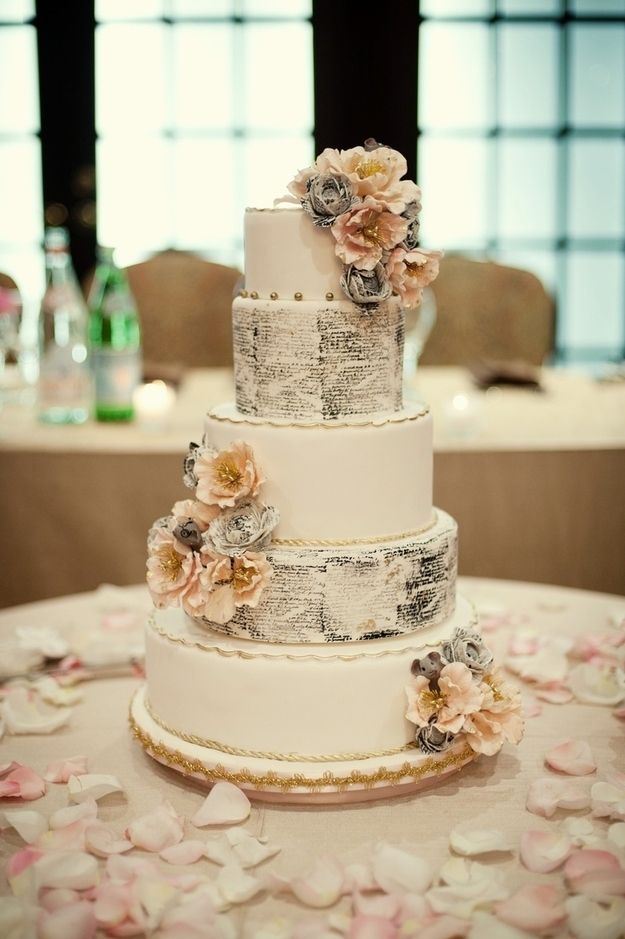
[131,143,522,803]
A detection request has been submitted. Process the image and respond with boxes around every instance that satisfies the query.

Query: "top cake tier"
[234,208,405,422]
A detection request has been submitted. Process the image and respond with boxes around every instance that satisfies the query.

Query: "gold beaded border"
[129,709,475,792]
[148,608,478,663]
[144,696,417,763]
[206,404,429,430]
[272,512,438,547]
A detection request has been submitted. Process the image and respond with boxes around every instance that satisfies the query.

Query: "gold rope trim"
[129,711,475,792]
[207,405,429,430]
[144,696,417,763]
[272,513,438,547]
[148,610,478,662]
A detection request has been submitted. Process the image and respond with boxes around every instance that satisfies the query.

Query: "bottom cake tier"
[130,594,522,803]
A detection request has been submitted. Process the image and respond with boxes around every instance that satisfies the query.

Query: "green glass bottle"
[88,247,142,421]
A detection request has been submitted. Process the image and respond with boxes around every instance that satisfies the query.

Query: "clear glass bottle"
[88,247,142,422]
[37,227,91,424]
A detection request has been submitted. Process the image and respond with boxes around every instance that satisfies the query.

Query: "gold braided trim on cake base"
[144,695,417,763]
[272,512,438,547]
[129,710,475,792]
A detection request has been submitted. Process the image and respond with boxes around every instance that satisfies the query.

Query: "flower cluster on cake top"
[146,440,278,625]
[283,140,441,312]
[406,627,524,756]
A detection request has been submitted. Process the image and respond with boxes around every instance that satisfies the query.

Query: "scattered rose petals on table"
[545,739,597,776]
[564,895,625,939]
[38,900,96,939]
[216,863,264,905]
[0,763,46,801]
[44,756,88,784]
[494,883,567,934]
[0,808,48,843]
[83,823,133,858]
[67,774,124,804]
[520,830,572,873]
[1,687,72,735]
[34,851,100,891]
[591,780,625,821]
[49,799,98,830]
[564,848,625,898]
[568,663,625,706]
[286,856,345,908]
[467,910,534,939]
[449,828,515,857]
[225,828,281,868]
[191,781,251,827]
[33,677,83,707]
[159,840,206,865]
[126,800,184,852]
[371,843,431,894]
[426,858,509,919]
[526,777,591,818]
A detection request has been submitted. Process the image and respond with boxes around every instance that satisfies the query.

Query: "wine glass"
[403,285,437,380]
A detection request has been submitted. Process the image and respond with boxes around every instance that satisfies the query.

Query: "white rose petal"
[0,896,38,939]
[520,830,572,873]
[216,864,264,905]
[288,856,344,908]
[468,911,534,939]
[545,739,597,776]
[0,809,48,844]
[49,799,98,830]
[427,858,509,918]
[372,843,432,894]
[16,625,69,659]
[449,828,515,857]
[126,801,184,852]
[565,895,625,939]
[159,841,207,865]
[569,663,625,706]
[35,852,99,891]
[191,782,251,827]
[68,774,124,804]
[225,829,281,868]
[1,687,72,735]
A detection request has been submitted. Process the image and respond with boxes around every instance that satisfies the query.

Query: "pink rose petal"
[564,895,625,939]
[495,884,567,933]
[415,916,470,939]
[346,915,398,939]
[39,888,81,912]
[38,818,91,853]
[7,845,44,882]
[0,764,46,801]
[0,761,21,776]
[526,777,591,817]
[523,699,543,718]
[38,901,96,939]
[1,808,48,843]
[289,856,345,908]
[352,891,402,919]
[372,843,432,894]
[126,800,184,852]
[520,830,572,872]
[49,799,98,830]
[84,823,133,858]
[191,781,251,827]
[159,840,206,865]
[534,684,574,704]
[44,756,88,784]
[158,893,220,938]
[565,849,625,898]
[467,911,535,938]
[545,739,597,776]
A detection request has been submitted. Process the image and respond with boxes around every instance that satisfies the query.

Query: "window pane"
[172,137,238,251]
[495,249,557,297]
[172,24,234,130]
[421,0,492,14]
[242,23,312,132]
[562,252,624,351]
[0,140,43,244]
[500,0,560,12]
[96,23,168,132]
[96,137,170,259]
[0,26,38,133]
[569,25,625,128]
[0,0,34,21]
[243,134,314,210]
[571,0,625,13]
[241,0,311,16]
[498,24,559,128]
[419,137,489,247]
[498,139,557,241]
[96,0,165,20]
[568,139,625,239]
[420,23,491,130]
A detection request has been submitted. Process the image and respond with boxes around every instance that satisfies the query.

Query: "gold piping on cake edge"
[144,696,417,763]
[272,512,438,547]
[129,708,475,791]
[147,608,479,662]
[206,405,430,429]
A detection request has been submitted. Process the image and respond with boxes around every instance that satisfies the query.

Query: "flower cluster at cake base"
[146,440,279,625]
[406,627,524,756]
[283,140,442,313]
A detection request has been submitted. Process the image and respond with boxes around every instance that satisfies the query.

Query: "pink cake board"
[130,685,479,806]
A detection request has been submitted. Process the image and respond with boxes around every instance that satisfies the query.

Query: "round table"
[1,577,624,936]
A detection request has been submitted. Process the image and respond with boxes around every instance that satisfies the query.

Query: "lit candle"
[132,380,176,432]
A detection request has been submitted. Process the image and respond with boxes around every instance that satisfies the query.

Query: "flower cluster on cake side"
[146,440,279,625]
[283,140,441,311]
[407,627,524,756]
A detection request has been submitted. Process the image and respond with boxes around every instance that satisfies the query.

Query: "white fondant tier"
[144,595,476,759]
[192,509,457,642]
[244,207,344,300]
[203,403,433,541]
[232,296,404,421]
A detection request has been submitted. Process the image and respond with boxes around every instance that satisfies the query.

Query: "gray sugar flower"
[302,173,356,227]
[183,440,215,490]
[340,263,392,312]
[403,215,421,251]
[204,500,280,557]
[402,200,422,221]
[173,518,203,552]
[442,627,494,677]
[416,722,456,754]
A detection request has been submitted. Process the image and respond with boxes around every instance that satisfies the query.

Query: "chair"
[420,255,555,366]
[124,250,242,368]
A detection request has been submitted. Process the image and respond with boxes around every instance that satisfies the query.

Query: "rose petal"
[225,828,281,868]
[135,876,179,932]
[1,687,72,734]
[412,914,470,939]
[158,892,222,938]
[50,799,98,830]
[505,646,569,685]
[68,774,124,803]
[564,895,625,939]
[534,685,574,704]
[545,740,597,776]
[526,777,591,817]
[39,889,81,912]
[427,859,509,918]
[0,895,39,939]
[449,828,515,857]
[7,846,44,892]
[344,863,376,894]
[34,677,83,707]
[523,699,543,718]
[520,830,572,872]
[44,757,88,784]
[84,823,133,858]
[0,809,48,843]
[561,817,604,848]
[38,819,92,853]
[592,781,625,821]
[467,912,533,938]
[204,835,237,867]
[35,852,100,891]
[216,863,264,905]
[568,663,625,706]
[345,915,399,939]
[289,856,345,908]
[608,822,625,850]
[191,781,251,828]
[38,901,96,939]
[372,843,431,894]
[0,765,46,801]
[352,892,402,919]
[159,840,207,865]
[494,884,567,933]
[565,849,625,898]
[92,882,135,929]
[126,801,184,852]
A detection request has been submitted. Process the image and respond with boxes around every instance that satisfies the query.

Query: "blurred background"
[2,0,625,367]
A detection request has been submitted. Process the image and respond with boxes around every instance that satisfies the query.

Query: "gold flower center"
[361,216,384,246]
[483,674,506,702]
[215,459,243,490]
[157,544,184,582]
[356,159,385,179]
[405,261,424,278]
[419,687,446,713]
[233,564,257,590]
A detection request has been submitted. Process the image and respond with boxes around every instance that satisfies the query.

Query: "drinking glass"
[403,285,437,378]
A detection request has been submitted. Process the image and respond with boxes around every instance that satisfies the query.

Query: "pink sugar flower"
[332,198,408,271]
[405,662,483,735]
[194,440,264,508]
[462,670,524,756]
[146,527,201,610]
[387,247,442,309]
[193,551,272,625]
[170,498,220,530]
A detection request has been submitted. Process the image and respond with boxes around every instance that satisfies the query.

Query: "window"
[418,0,625,364]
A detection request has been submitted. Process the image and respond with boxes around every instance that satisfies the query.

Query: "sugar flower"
[462,670,524,756]
[170,498,220,531]
[301,173,357,227]
[340,263,392,310]
[204,500,279,557]
[406,661,483,734]
[194,440,264,509]
[332,197,408,270]
[387,246,442,309]
[146,526,201,609]
[442,627,494,678]
[192,551,272,625]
